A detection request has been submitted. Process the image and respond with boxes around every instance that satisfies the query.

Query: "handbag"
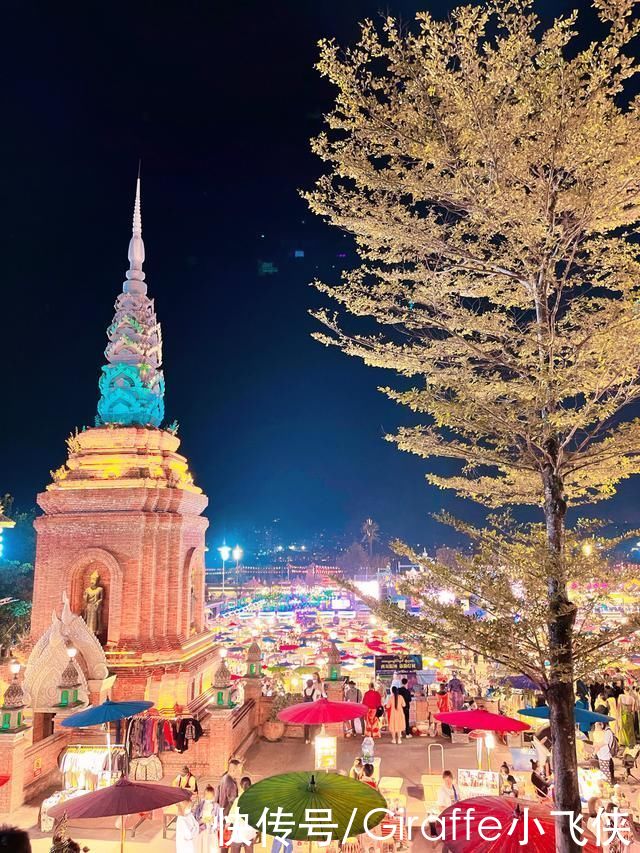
[375,706,384,718]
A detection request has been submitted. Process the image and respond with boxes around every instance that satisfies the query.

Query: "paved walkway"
[18,735,469,851]
[15,734,640,851]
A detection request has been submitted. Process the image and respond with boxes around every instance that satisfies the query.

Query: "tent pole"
[120,817,125,853]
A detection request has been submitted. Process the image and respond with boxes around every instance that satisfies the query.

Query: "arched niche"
[67,547,123,645]
[184,547,205,635]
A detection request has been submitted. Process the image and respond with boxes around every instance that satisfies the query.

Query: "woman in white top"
[176,800,200,853]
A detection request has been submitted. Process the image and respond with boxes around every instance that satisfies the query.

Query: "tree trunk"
[543,458,582,853]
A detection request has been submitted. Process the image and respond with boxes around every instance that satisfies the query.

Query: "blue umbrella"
[61,699,153,727]
[517,705,613,725]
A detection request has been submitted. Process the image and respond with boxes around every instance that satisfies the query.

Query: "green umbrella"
[238,772,386,842]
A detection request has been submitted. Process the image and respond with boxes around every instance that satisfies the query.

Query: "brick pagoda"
[29,177,217,709]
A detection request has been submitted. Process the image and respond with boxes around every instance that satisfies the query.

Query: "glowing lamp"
[232,545,243,563]
[67,646,77,659]
[9,660,20,677]
[314,733,337,771]
[219,544,232,562]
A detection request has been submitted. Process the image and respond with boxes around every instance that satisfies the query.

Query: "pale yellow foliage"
[306,0,640,508]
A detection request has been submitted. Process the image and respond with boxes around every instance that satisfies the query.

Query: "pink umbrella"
[439,796,599,852]
[48,777,191,852]
[279,697,368,725]
[435,710,529,732]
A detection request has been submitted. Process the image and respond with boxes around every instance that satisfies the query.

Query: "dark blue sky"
[2,0,639,552]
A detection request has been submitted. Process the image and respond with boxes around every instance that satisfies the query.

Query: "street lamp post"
[232,545,243,605]
[218,544,231,595]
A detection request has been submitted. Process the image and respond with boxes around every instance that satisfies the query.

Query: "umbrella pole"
[106,722,112,781]
[120,816,125,853]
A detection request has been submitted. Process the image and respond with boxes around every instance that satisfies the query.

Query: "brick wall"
[23,733,68,800]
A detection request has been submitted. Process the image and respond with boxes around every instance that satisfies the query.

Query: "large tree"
[305,1,640,849]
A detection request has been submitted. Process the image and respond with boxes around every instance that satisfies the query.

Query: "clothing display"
[59,745,127,791]
[174,716,204,753]
[125,714,199,758]
[129,754,163,781]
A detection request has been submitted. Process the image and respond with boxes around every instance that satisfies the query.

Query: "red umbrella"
[435,710,529,732]
[279,697,368,725]
[48,777,191,852]
[439,797,599,852]
[279,644,300,652]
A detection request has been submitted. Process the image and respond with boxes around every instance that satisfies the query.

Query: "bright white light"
[329,631,337,641]
[219,649,228,658]
[232,545,243,562]
[355,581,380,601]
[438,590,456,605]
[9,660,20,676]
[218,544,232,562]
[67,646,77,659]
[582,542,594,557]
[511,582,525,599]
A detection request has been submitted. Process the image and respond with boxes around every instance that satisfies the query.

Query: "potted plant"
[262,691,300,742]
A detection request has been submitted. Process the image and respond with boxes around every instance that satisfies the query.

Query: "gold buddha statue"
[83,570,104,637]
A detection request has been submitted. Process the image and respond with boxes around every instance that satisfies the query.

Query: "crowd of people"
[171,761,256,853]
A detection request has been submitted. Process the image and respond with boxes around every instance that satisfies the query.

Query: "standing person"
[618,690,636,748]
[194,785,220,853]
[302,679,315,744]
[312,672,326,700]
[216,764,240,816]
[386,686,406,744]
[606,689,620,736]
[176,800,200,853]
[229,777,257,853]
[345,680,363,737]
[436,771,459,810]
[447,673,465,711]
[436,683,451,738]
[363,682,383,739]
[596,722,617,784]
[391,670,403,690]
[398,678,413,738]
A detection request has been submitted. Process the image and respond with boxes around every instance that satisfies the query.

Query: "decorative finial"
[95,169,165,429]
[127,171,145,277]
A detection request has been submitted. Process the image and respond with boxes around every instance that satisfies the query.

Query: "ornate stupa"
[29,177,214,710]
[97,177,164,427]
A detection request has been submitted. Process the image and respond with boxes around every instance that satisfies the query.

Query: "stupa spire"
[96,174,165,428]
[127,172,145,282]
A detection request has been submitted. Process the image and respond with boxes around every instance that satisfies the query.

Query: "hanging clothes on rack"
[59,745,128,791]
[125,713,194,758]
[174,716,203,753]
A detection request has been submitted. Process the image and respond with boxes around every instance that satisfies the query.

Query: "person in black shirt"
[398,678,413,738]
[530,759,551,799]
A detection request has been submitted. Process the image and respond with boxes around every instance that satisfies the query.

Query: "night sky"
[2,0,639,554]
